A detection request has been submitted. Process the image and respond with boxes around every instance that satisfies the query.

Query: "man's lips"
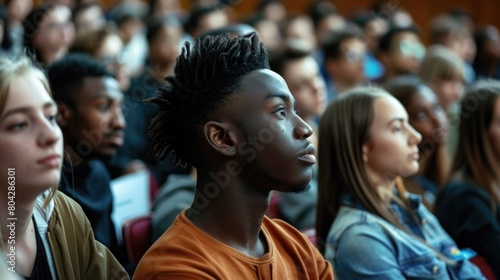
[104,132,124,147]
[298,145,316,164]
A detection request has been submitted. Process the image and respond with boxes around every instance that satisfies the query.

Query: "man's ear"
[57,104,72,128]
[204,121,238,157]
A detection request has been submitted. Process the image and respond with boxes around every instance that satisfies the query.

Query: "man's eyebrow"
[264,92,297,108]
[82,91,123,102]
[265,92,290,102]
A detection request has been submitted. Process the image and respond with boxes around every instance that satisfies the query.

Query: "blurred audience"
[322,28,367,100]
[108,1,149,77]
[23,4,74,66]
[474,25,500,80]
[436,80,500,278]
[375,25,424,84]
[247,13,282,58]
[350,12,387,81]
[429,15,476,83]
[70,25,130,92]
[114,15,185,185]
[185,4,229,39]
[0,0,32,56]
[72,2,106,37]
[308,0,346,46]
[419,45,464,166]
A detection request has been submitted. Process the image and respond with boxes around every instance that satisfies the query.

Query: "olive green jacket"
[2,191,129,279]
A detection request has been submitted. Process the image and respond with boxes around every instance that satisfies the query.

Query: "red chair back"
[301,228,317,247]
[148,171,160,203]
[122,215,153,264]
[470,256,497,280]
[266,192,281,219]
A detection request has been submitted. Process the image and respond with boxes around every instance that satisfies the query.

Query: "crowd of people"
[1,0,499,279]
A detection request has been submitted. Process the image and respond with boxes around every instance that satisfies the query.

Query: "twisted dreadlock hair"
[148,32,269,167]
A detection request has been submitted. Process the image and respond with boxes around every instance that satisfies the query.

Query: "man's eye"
[98,103,110,111]
[275,108,287,118]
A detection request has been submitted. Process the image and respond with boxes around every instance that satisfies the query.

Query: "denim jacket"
[325,193,484,280]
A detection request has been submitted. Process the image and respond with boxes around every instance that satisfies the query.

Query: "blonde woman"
[0,54,128,279]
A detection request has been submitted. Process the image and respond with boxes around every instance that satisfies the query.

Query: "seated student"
[385,76,451,211]
[419,45,465,114]
[69,25,129,92]
[114,15,186,185]
[22,3,74,66]
[134,32,333,279]
[374,25,425,84]
[246,13,283,59]
[0,54,127,279]
[307,0,346,47]
[151,24,264,239]
[322,28,367,100]
[315,87,483,279]
[429,15,476,84]
[46,54,127,263]
[350,12,387,81]
[473,25,500,80]
[419,45,465,158]
[283,14,317,54]
[185,4,229,39]
[72,2,106,37]
[436,80,500,278]
[1,0,32,57]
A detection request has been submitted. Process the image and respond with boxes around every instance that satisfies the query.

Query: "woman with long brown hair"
[316,87,482,279]
[385,76,451,211]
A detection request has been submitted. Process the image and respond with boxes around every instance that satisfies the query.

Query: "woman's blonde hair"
[0,54,58,208]
[419,45,464,85]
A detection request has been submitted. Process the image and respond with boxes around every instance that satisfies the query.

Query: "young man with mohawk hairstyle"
[134,32,333,279]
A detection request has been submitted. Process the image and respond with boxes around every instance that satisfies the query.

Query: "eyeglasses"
[345,50,365,63]
[398,39,425,60]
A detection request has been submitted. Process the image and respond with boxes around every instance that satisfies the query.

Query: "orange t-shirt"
[134,209,334,279]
